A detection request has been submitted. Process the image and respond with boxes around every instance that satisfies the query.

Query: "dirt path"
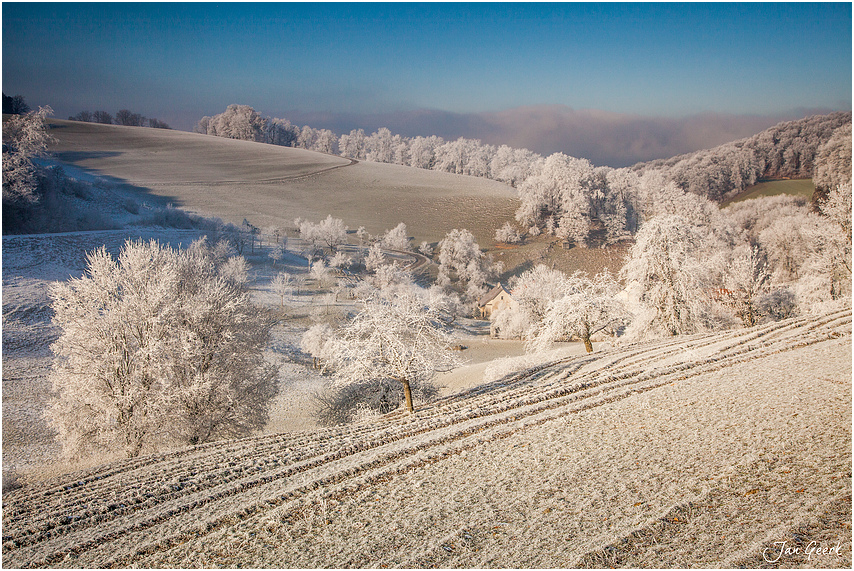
[3,310,850,568]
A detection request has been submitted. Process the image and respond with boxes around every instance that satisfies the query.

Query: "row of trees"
[69,108,170,129]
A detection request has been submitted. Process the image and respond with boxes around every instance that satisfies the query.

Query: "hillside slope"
[3,309,850,568]
[46,120,518,246]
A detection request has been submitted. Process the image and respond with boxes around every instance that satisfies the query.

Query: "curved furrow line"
[12,317,848,564]
[429,312,821,417]
[4,414,422,525]
[13,355,703,568]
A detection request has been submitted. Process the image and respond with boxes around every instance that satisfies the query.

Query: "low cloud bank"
[284,104,836,168]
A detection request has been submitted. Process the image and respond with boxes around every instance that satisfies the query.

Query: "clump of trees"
[325,291,459,414]
[494,221,523,244]
[69,108,170,129]
[47,238,278,459]
[437,228,500,303]
[489,265,629,351]
[526,271,629,353]
[2,92,30,115]
[295,215,348,255]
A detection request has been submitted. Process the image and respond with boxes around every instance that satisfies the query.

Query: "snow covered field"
[45,120,519,247]
[3,309,850,568]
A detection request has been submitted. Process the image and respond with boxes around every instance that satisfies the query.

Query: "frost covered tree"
[437,228,497,301]
[486,265,578,340]
[514,153,595,245]
[527,271,629,353]
[47,239,278,459]
[301,323,337,371]
[517,265,578,316]
[723,244,771,327]
[327,292,461,413]
[380,222,411,251]
[620,215,710,338]
[2,106,54,205]
[364,242,386,273]
[310,259,336,289]
[168,240,278,445]
[197,104,267,142]
[494,221,522,244]
[271,271,293,307]
[269,242,286,266]
[297,215,348,253]
[758,214,813,284]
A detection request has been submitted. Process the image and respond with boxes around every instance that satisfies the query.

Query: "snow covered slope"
[46,120,518,246]
[3,309,850,568]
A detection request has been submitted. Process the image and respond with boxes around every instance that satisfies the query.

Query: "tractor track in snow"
[132,158,359,188]
[2,309,850,567]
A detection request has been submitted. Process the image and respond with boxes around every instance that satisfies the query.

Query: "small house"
[477,284,517,319]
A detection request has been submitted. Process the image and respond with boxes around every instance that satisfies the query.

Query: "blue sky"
[3,2,852,165]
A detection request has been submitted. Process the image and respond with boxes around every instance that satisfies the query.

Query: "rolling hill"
[45,120,519,247]
[2,309,850,567]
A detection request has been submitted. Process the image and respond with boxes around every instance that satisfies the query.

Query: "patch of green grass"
[722,179,815,207]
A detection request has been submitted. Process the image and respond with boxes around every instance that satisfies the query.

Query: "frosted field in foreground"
[46,120,519,247]
[3,310,850,568]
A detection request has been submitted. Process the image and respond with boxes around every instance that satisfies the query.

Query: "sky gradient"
[3,2,852,166]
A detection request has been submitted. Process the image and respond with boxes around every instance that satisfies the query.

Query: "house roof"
[478,284,509,307]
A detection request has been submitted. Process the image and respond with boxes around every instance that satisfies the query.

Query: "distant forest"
[196,104,851,246]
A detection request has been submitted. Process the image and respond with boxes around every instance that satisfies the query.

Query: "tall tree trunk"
[402,378,414,413]
[583,335,594,353]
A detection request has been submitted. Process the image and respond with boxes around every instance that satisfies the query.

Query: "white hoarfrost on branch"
[723,244,771,327]
[620,215,712,339]
[297,215,348,253]
[437,228,497,302]
[380,222,411,251]
[2,105,54,205]
[490,264,582,340]
[326,292,462,413]
[527,271,630,353]
[271,272,293,307]
[494,221,522,244]
[46,238,278,459]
